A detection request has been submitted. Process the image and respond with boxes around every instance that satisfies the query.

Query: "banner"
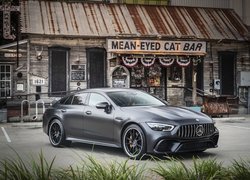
[122,56,138,67]
[141,57,155,67]
[159,57,175,66]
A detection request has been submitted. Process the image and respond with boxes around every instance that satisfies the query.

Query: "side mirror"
[96,102,112,113]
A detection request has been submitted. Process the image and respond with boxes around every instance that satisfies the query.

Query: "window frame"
[0,64,12,98]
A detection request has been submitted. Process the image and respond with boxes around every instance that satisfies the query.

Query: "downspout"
[27,40,30,98]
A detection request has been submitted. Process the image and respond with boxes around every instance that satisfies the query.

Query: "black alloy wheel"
[49,119,66,147]
[122,124,146,159]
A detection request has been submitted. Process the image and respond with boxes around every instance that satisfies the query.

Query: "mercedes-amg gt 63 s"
[43,88,219,159]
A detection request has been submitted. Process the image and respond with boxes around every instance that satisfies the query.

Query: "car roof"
[79,88,138,93]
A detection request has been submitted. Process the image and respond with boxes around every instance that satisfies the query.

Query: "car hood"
[121,106,212,123]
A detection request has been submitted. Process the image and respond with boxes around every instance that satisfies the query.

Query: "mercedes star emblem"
[196,125,204,137]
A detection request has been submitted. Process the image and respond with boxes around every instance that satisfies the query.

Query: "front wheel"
[122,124,146,159]
[49,119,70,147]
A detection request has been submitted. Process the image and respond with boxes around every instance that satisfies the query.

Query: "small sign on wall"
[32,77,45,85]
[71,65,86,81]
[16,83,24,91]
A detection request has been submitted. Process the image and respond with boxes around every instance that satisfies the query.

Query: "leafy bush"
[0,152,250,180]
[59,156,145,180]
[0,153,144,180]
[229,159,250,180]
[153,157,229,180]
[0,152,55,180]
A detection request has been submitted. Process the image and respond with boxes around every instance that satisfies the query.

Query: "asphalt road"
[0,117,250,171]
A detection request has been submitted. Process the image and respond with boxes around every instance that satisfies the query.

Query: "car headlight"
[147,123,174,132]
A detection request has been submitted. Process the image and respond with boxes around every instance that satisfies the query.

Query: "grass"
[229,159,250,180]
[0,152,250,180]
[153,157,229,180]
[60,155,145,180]
[0,150,56,180]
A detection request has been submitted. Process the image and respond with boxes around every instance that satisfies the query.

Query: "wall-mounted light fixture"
[35,46,43,60]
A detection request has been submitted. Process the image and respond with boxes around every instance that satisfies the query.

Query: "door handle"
[61,109,66,113]
[85,111,92,115]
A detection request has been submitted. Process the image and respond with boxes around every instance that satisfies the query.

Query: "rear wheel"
[122,124,146,159]
[49,119,70,147]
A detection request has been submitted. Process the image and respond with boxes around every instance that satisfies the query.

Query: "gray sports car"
[43,88,219,159]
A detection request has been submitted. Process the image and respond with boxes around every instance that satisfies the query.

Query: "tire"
[48,119,70,147]
[122,124,146,159]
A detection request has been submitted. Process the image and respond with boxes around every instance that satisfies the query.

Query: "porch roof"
[20,0,249,41]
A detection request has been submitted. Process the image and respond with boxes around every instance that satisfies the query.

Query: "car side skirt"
[66,137,121,148]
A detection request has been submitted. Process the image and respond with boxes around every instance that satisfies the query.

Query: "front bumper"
[153,133,219,154]
[141,123,219,154]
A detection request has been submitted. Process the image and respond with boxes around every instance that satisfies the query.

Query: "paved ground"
[0,113,249,170]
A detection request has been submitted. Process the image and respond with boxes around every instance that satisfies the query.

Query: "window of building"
[0,65,11,98]
[49,47,69,96]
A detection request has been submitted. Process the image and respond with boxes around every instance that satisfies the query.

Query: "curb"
[213,116,246,123]
[10,122,42,128]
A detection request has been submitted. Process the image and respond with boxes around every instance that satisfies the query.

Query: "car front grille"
[177,123,216,138]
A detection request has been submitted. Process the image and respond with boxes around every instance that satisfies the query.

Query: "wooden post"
[192,57,201,106]
[192,67,197,106]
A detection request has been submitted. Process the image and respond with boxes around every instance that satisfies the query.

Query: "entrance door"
[49,47,69,96]
[86,48,106,88]
[219,52,236,95]
[185,60,204,105]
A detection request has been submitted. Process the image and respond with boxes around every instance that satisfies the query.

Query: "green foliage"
[153,157,231,180]
[229,159,250,180]
[60,155,145,180]
[0,151,250,180]
[0,151,55,180]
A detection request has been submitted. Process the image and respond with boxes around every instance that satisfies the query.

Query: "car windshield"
[106,91,166,107]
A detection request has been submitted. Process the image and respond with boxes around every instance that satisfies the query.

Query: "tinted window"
[107,91,165,107]
[72,93,88,105]
[88,93,108,106]
[64,95,73,105]
[58,96,69,104]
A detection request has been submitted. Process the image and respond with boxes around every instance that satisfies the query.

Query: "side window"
[88,93,108,106]
[64,95,73,105]
[59,96,69,104]
[72,93,88,105]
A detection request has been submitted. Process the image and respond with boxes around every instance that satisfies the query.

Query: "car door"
[83,92,114,143]
[62,93,88,139]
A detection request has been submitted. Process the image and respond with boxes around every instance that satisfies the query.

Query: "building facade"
[0,0,249,120]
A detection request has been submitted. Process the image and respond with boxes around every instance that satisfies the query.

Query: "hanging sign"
[141,57,155,67]
[107,39,206,55]
[122,56,138,67]
[176,57,191,67]
[159,57,175,66]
